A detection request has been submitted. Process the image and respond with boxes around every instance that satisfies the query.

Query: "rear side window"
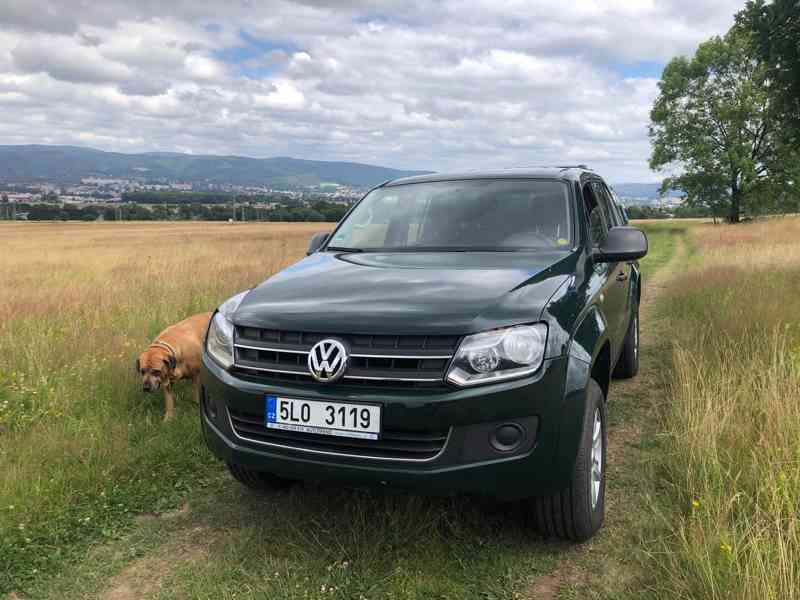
[593,181,621,227]
[583,182,610,246]
[605,185,628,225]
[596,182,626,226]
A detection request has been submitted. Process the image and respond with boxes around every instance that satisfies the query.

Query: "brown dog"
[136,312,212,420]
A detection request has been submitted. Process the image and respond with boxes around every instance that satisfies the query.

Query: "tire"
[613,305,640,379]
[226,462,295,492]
[531,379,607,542]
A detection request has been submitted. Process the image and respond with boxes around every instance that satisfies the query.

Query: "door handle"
[616,271,628,282]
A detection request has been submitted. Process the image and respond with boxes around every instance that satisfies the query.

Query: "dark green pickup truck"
[200,167,647,541]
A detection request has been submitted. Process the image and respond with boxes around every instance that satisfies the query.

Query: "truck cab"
[200,167,647,541]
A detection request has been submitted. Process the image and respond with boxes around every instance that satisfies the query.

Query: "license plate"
[265,395,381,440]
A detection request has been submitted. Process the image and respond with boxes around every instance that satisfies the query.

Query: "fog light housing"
[202,387,218,419]
[490,423,524,452]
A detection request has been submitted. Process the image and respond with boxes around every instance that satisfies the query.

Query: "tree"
[649,30,786,222]
[659,171,730,222]
[737,0,800,134]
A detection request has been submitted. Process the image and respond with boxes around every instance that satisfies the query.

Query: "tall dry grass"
[651,217,800,599]
[0,221,330,590]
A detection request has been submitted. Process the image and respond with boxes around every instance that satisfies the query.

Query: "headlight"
[446,323,548,387]
[206,290,249,369]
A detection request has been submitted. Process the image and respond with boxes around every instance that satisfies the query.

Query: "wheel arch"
[550,305,612,486]
[590,341,611,401]
[632,263,642,307]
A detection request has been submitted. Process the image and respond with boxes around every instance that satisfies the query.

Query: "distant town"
[0,177,365,222]
[0,174,690,222]
[0,145,699,221]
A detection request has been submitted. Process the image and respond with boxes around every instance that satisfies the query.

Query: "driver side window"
[583,182,609,247]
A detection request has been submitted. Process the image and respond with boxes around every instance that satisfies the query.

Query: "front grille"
[232,328,459,389]
[228,408,450,461]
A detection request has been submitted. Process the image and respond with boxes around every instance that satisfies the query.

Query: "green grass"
[155,485,564,600]
[636,222,688,278]
[567,218,800,599]
[0,328,218,593]
[644,221,800,599]
[0,220,699,599]
[0,222,318,595]
[552,221,692,597]
[0,223,567,599]
[19,474,568,600]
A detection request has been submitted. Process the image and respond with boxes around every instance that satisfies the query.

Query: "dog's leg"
[192,376,201,404]
[163,385,176,421]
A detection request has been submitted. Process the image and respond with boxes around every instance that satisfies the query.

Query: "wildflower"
[691,499,700,509]
[720,542,732,555]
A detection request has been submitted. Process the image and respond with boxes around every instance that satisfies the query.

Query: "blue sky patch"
[214,30,299,78]
[612,60,665,79]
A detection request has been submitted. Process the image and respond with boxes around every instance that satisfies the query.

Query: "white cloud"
[0,0,745,181]
[184,55,226,80]
[12,36,133,83]
[254,81,306,111]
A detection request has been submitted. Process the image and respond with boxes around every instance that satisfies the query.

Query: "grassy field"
[0,222,325,593]
[1,219,797,599]
[648,218,800,599]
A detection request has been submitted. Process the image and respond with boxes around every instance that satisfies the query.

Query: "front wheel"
[530,378,607,542]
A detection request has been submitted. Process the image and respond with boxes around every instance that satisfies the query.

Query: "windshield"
[328,179,573,252]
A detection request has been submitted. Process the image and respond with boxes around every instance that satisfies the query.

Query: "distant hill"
[0,145,430,187]
[611,182,684,203]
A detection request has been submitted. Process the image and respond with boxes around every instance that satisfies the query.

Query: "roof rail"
[556,164,591,170]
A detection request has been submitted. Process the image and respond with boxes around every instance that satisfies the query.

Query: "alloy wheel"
[590,408,603,509]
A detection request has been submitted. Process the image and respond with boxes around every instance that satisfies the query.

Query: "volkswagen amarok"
[200,168,647,541]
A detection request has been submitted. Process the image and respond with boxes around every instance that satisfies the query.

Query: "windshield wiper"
[326,246,364,253]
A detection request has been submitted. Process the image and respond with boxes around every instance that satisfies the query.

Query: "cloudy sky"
[0,1,743,181]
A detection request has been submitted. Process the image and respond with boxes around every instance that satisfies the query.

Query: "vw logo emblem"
[308,339,348,383]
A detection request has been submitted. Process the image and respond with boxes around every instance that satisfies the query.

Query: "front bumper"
[200,353,574,499]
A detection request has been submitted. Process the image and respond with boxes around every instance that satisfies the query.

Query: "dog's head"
[136,347,176,393]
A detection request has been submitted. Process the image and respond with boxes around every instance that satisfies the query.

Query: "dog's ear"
[135,358,141,373]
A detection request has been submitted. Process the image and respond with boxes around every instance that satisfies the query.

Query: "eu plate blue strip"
[265,395,277,424]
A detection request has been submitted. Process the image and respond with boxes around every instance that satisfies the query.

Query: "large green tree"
[737,0,800,134]
[649,30,784,223]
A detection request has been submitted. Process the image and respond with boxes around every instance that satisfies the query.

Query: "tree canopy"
[649,29,795,222]
[737,0,800,136]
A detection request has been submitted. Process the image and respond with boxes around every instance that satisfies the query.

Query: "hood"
[234,250,577,335]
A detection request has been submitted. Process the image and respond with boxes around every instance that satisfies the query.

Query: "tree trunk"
[728,184,741,223]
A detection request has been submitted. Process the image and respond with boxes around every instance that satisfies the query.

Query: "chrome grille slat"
[348,352,453,359]
[235,343,309,354]
[233,327,458,388]
[228,408,450,461]
[233,344,452,360]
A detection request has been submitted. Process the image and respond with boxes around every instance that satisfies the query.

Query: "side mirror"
[307,231,330,255]
[593,226,648,263]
